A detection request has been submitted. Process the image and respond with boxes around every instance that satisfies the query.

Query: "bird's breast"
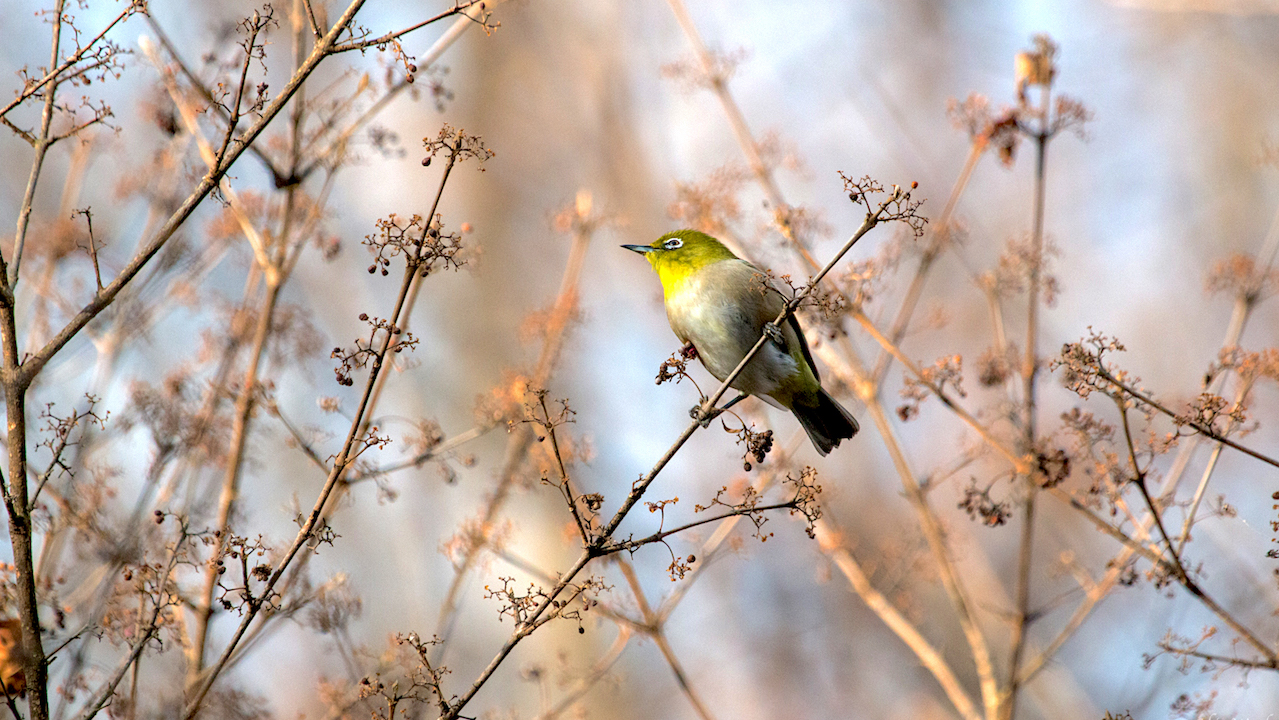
[663,262,797,404]
[665,274,745,376]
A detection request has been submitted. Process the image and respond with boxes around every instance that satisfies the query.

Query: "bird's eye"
[663,238,683,250]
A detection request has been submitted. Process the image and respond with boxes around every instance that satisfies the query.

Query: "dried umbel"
[331,315,419,387]
[483,575,608,635]
[958,480,1011,527]
[422,123,495,168]
[898,354,966,421]
[364,213,466,278]
[1015,34,1058,100]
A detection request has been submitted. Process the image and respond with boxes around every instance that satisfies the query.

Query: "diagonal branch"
[1173,378,1252,556]
[72,526,188,720]
[0,2,139,123]
[439,187,915,720]
[19,0,372,388]
[1156,196,1279,498]
[870,138,987,387]
[1003,81,1054,720]
[328,1,491,54]
[430,191,594,663]
[816,517,982,720]
[9,0,67,290]
[1096,366,1279,470]
[529,626,632,720]
[616,559,717,720]
[1045,486,1277,666]
[597,499,801,556]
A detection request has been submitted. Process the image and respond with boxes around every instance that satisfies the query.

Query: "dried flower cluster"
[0,4,1274,720]
[483,576,607,634]
[898,354,966,421]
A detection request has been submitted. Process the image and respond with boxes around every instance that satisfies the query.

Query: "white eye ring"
[663,237,683,249]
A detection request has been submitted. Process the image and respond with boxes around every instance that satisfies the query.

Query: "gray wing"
[752,266,821,385]
[786,314,820,384]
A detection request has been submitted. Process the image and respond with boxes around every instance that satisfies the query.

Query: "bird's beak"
[621,244,656,254]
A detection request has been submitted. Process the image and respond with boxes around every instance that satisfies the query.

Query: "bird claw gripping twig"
[690,403,721,428]
[690,392,747,429]
[764,322,784,348]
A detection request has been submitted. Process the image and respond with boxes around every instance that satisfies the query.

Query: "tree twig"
[816,517,982,720]
[1097,366,1279,470]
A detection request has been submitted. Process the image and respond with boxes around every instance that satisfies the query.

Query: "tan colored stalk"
[1002,82,1053,720]
[431,198,596,660]
[440,188,911,720]
[661,6,1012,715]
[617,560,718,720]
[816,518,982,720]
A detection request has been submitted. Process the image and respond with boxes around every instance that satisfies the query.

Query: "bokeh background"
[1,0,1278,718]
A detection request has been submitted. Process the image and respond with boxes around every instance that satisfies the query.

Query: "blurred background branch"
[0,1,1275,719]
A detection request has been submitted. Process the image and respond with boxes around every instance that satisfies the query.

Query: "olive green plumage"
[623,229,858,455]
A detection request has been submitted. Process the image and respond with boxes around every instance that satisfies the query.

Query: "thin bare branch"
[0,1,139,122]
[72,526,188,720]
[9,0,66,290]
[530,627,632,720]
[616,560,717,720]
[20,0,372,388]
[440,186,916,720]
[327,2,491,54]
[597,498,801,556]
[300,0,323,39]
[816,518,982,720]
[1003,80,1054,720]
[1045,486,1278,665]
[1097,366,1279,470]
[870,137,986,387]
[432,195,595,659]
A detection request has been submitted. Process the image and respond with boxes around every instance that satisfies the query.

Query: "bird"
[623,229,858,455]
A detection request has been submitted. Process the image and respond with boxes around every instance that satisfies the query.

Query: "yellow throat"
[632,230,739,297]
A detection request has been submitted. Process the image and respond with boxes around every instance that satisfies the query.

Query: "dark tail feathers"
[792,389,859,456]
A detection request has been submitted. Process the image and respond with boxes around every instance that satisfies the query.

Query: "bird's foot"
[764,322,784,347]
[690,403,722,428]
[680,342,698,360]
[690,392,748,428]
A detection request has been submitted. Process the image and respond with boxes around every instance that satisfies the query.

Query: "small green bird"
[623,229,858,455]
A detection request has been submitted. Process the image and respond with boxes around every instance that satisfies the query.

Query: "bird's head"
[622,229,739,293]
